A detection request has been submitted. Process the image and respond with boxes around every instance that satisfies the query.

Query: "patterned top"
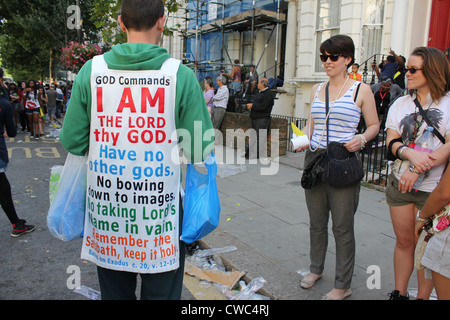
[310,81,362,149]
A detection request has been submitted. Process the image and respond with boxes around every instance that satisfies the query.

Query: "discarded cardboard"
[185,266,245,290]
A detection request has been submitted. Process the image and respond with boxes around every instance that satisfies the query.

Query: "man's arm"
[176,65,214,163]
[2,100,17,138]
[59,61,92,156]
[213,86,227,102]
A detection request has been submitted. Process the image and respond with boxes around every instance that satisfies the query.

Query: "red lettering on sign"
[117,87,136,113]
[141,87,165,113]
[97,87,103,112]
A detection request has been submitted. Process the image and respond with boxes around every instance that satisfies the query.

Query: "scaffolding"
[178,0,287,84]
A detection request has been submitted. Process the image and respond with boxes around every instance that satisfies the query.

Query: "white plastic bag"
[47,153,88,241]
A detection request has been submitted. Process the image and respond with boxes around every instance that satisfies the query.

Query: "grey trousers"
[304,149,360,289]
[212,107,226,130]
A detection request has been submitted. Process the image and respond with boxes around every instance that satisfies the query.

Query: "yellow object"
[291,122,305,136]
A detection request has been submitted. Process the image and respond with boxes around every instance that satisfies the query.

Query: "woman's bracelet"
[416,210,429,223]
[356,134,367,149]
[396,145,409,160]
[408,164,421,174]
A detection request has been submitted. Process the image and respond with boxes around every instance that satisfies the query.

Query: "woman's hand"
[344,135,364,152]
[398,169,421,193]
[403,148,435,174]
[296,144,310,152]
[415,220,427,238]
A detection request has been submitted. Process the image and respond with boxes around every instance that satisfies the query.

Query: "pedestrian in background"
[203,76,214,117]
[46,84,58,124]
[55,83,64,119]
[23,80,41,139]
[38,85,47,138]
[17,81,27,131]
[0,68,35,237]
[212,75,229,130]
[245,78,274,159]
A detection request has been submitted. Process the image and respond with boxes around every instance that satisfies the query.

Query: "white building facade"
[280,0,436,119]
[164,0,445,119]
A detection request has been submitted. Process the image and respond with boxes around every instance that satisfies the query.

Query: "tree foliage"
[0,0,187,80]
[0,0,99,80]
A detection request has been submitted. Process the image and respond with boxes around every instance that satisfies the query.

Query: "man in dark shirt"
[0,68,35,237]
[373,80,391,129]
[245,78,274,159]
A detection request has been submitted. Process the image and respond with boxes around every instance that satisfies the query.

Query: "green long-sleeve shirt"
[60,43,214,163]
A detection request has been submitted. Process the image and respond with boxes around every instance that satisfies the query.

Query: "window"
[315,0,341,72]
[360,0,385,65]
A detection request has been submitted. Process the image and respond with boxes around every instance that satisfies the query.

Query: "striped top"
[310,81,362,149]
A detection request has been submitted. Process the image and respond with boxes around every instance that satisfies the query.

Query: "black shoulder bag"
[321,83,365,188]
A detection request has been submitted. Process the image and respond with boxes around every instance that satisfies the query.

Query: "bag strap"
[325,82,330,146]
[353,83,361,102]
[414,98,445,144]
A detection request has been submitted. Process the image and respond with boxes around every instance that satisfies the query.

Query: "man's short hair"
[121,0,165,31]
[0,68,3,79]
[216,76,226,84]
[386,55,396,63]
[260,78,269,88]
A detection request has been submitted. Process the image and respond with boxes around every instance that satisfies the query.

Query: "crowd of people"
[5,79,72,139]
[203,62,275,159]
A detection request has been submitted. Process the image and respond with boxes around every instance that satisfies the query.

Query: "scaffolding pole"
[178,0,286,81]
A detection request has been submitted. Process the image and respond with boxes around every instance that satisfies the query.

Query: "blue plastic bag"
[181,153,221,244]
[47,153,87,241]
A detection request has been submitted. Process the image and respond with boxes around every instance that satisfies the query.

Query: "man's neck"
[126,29,161,45]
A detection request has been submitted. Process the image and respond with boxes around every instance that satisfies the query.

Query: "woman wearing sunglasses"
[385,46,450,300]
[297,35,379,300]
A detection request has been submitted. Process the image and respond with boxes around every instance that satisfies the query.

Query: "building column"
[390,0,409,55]
[284,0,298,82]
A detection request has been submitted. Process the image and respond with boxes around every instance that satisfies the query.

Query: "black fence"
[272,114,390,188]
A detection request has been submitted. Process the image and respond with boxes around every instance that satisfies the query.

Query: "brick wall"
[218,112,287,157]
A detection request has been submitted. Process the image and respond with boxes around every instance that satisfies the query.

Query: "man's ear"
[156,14,166,33]
[118,15,127,32]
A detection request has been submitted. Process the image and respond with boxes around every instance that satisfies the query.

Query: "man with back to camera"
[59,0,214,300]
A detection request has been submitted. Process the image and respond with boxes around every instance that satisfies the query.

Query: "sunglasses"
[320,54,343,62]
[405,68,423,74]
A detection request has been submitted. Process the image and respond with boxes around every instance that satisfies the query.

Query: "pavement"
[195,144,423,300]
[0,125,421,301]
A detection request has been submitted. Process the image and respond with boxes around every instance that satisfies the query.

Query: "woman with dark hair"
[222,59,242,96]
[203,76,215,117]
[297,35,379,300]
[23,80,41,139]
[38,85,47,137]
[8,83,19,127]
[385,46,450,300]
[17,81,27,131]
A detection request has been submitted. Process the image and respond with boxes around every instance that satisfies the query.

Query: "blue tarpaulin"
[185,0,281,82]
